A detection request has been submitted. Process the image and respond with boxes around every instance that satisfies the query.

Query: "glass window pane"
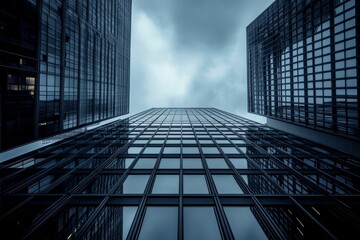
[183,175,209,194]
[128,147,143,154]
[229,158,249,169]
[206,158,229,169]
[231,139,246,144]
[222,147,241,154]
[202,147,220,154]
[212,175,243,194]
[159,158,180,169]
[133,158,157,169]
[123,207,138,240]
[184,207,221,240]
[163,147,181,154]
[183,147,200,154]
[123,175,150,194]
[152,175,179,194]
[143,147,161,154]
[138,207,178,240]
[224,207,268,240]
[183,158,203,169]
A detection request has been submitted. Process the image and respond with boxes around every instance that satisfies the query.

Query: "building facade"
[247,0,359,156]
[0,108,359,239]
[0,0,131,151]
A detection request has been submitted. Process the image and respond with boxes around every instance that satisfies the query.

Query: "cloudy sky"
[129,0,274,122]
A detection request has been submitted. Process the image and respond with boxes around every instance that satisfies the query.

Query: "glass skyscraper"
[1,108,359,239]
[0,0,131,151]
[247,0,359,156]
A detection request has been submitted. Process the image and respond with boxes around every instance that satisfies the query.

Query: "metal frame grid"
[1,108,359,239]
[0,0,131,151]
[247,0,359,140]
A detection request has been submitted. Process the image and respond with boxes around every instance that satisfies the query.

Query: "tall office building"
[247,0,359,156]
[0,0,131,151]
[1,108,359,239]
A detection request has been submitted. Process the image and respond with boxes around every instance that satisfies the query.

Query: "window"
[224,207,267,240]
[183,158,203,169]
[133,158,157,169]
[212,175,243,194]
[143,147,161,154]
[163,147,181,154]
[152,175,179,194]
[183,147,200,154]
[138,207,178,240]
[202,147,220,154]
[128,147,142,154]
[123,207,138,239]
[159,158,180,169]
[183,175,209,194]
[221,147,241,154]
[229,158,249,169]
[123,175,150,194]
[206,158,229,169]
[184,207,222,240]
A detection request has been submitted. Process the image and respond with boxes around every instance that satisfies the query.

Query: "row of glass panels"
[126,157,248,169]
[123,174,243,194]
[121,206,267,240]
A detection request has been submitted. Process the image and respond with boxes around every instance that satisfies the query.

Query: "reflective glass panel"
[212,175,243,194]
[183,147,200,154]
[152,175,179,194]
[229,158,249,169]
[138,207,178,240]
[224,207,267,240]
[143,147,161,154]
[163,147,181,154]
[123,175,150,194]
[133,158,157,169]
[202,147,220,154]
[221,147,241,154]
[159,158,180,169]
[206,158,229,169]
[183,175,209,194]
[128,147,142,154]
[123,207,138,239]
[183,158,203,169]
[184,207,221,240]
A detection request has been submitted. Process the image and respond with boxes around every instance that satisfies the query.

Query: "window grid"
[1,108,359,239]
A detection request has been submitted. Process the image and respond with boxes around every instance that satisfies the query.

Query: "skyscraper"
[0,0,131,151]
[247,0,359,156]
[1,108,359,239]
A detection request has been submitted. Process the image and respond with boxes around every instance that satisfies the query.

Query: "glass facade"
[0,108,359,239]
[0,0,131,151]
[247,0,359,141]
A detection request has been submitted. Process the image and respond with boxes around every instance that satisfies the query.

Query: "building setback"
[247,0,359,156]
[0,0,131,151]
[0,108,359,239]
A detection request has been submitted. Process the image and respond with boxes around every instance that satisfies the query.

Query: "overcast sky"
[129,0,274,123]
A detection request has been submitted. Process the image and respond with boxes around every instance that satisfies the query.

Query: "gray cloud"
[130,0,274,122]
[137,0,272,51]
[170,0,245,50]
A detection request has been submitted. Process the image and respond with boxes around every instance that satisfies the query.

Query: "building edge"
[267,117,360,157]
